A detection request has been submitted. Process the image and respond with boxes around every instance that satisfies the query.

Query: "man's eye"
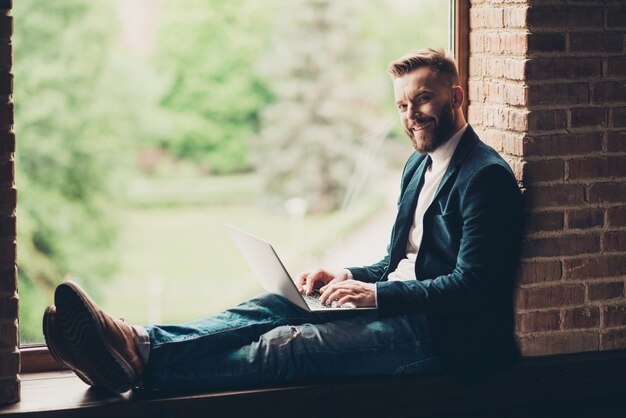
[398,104,407,111]
[417,95,430,103]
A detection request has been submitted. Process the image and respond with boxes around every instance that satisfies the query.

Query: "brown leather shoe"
[54,281,147,393]
[43,305,104,388]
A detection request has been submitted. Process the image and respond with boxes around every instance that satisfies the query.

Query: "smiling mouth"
[412,120,434,133]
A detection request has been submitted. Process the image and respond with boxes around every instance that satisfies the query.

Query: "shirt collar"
[428,123,468,166]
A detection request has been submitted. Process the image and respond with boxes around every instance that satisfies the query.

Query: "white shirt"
[344,124,467,305]
[387,124,467,282]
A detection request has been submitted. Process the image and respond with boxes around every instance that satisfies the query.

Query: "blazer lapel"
[390,155,431,259]
[431,125,480,202]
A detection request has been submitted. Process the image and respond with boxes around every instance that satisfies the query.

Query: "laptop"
[226,224,376,312]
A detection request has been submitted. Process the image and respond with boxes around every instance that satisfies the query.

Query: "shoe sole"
[42,305,99,387]
[55,282,135,393]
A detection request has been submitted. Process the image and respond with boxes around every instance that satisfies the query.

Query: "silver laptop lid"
[226,224,310,311]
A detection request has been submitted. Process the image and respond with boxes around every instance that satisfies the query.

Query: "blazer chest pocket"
[431,211,462,253]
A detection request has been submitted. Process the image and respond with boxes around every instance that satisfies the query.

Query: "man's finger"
[305,269,323,295]
[295,272,308,292]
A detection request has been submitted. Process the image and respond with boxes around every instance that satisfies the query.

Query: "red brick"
[528,83,589,106]
[0,72,10,95]
[525,210,564,233]
[503,132,524,156]
[564,255,626,280]
[521,234,600,258]
[566,208,604,229]
[516,310,560,333]
[517,284,585,310]
[0,350,18,377]
[607,56,626,77]
[607,131,626,153]
[570,107,607,128]
[570,32,624,53]
[470,7,504,28]
[527,6,603,30]
[503,7,527,28]
[0,15,11,39]
[0,42,10,70]
[604,305,626,328]
[0,295,17,318]
[523,133,602,157]
[588,182,626,204]
[519,331,598,356]
[527,110,567,132]
[608,206,626,227]
[588,281,624,301]
[0,241,14,264]
[523,159,563,183]
[524,184,585,208]
[593,81,626,104]
[527,58,602,81]
[0,100,12,127]
[562,306,600,330]
[0,159,12,182]
[0,379,19,404]
[0,187,15,212]
[0,215,14,236]
[0,322,16,349]
[0,265,15,292]
[528,33,565,53]
[614,107,626,128]
[604,231,626,252]
[568,156,626,180]
[0,131,14,153]
[517,260,562,285]
[606,6,626,28]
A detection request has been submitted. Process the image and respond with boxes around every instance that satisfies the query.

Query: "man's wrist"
[342,268,353,280]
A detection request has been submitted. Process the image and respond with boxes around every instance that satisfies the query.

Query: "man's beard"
[405,104,456,154]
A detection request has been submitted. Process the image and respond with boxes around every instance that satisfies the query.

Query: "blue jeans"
[141,293,442,390]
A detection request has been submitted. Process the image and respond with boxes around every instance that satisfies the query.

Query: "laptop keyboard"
[304,290,355,309]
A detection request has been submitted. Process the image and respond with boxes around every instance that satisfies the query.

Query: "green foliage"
[154,0,274,174]
[254,0,385,213]
[13,0,157,341]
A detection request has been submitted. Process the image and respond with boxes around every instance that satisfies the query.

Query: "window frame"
[18,0,470,374]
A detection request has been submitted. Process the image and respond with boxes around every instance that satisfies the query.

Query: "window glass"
[15,0,449,344]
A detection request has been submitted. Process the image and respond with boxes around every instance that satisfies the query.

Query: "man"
[44,48,522,393]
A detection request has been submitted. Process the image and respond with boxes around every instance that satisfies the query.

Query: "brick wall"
[0,0,16,405]
[469,0,626,356]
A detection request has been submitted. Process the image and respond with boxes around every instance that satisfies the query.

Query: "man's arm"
[375,164,522,316]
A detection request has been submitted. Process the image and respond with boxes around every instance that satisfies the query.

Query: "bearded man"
[44,48,522,393]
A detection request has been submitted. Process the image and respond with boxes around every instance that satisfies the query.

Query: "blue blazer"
[348,125,522,383]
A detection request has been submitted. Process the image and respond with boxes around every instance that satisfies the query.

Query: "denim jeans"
[141,293,442,391]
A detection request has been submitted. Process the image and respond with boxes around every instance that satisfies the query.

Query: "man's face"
[393,67,457,154]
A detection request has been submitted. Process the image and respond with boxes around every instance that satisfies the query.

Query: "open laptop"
[226,224,376,312]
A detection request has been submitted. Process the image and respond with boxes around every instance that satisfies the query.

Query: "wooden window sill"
[2,350,626,417]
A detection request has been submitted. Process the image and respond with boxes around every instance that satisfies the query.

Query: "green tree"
[154,0,274,174]
[255,0,383,213]
[13,0,150,341]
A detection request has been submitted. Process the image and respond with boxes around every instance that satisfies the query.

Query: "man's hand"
[295,268,350,296]
[319,280,376,308]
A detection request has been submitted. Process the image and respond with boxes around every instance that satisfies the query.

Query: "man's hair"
[388,48,460,86]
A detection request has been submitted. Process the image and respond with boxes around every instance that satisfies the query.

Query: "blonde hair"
[388,48,459,86]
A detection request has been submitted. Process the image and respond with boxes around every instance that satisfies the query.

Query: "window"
[15,0,462,370]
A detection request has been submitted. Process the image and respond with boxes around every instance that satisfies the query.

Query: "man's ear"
[451,86,464,109]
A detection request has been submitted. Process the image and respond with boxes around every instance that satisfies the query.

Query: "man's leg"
[142,305,441,391]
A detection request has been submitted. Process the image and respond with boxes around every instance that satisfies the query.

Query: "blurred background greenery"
[13,0,448,343]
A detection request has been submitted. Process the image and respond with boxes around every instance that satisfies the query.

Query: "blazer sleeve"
[375,164,522,316]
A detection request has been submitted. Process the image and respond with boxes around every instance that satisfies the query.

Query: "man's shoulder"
[460,129,515,180]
